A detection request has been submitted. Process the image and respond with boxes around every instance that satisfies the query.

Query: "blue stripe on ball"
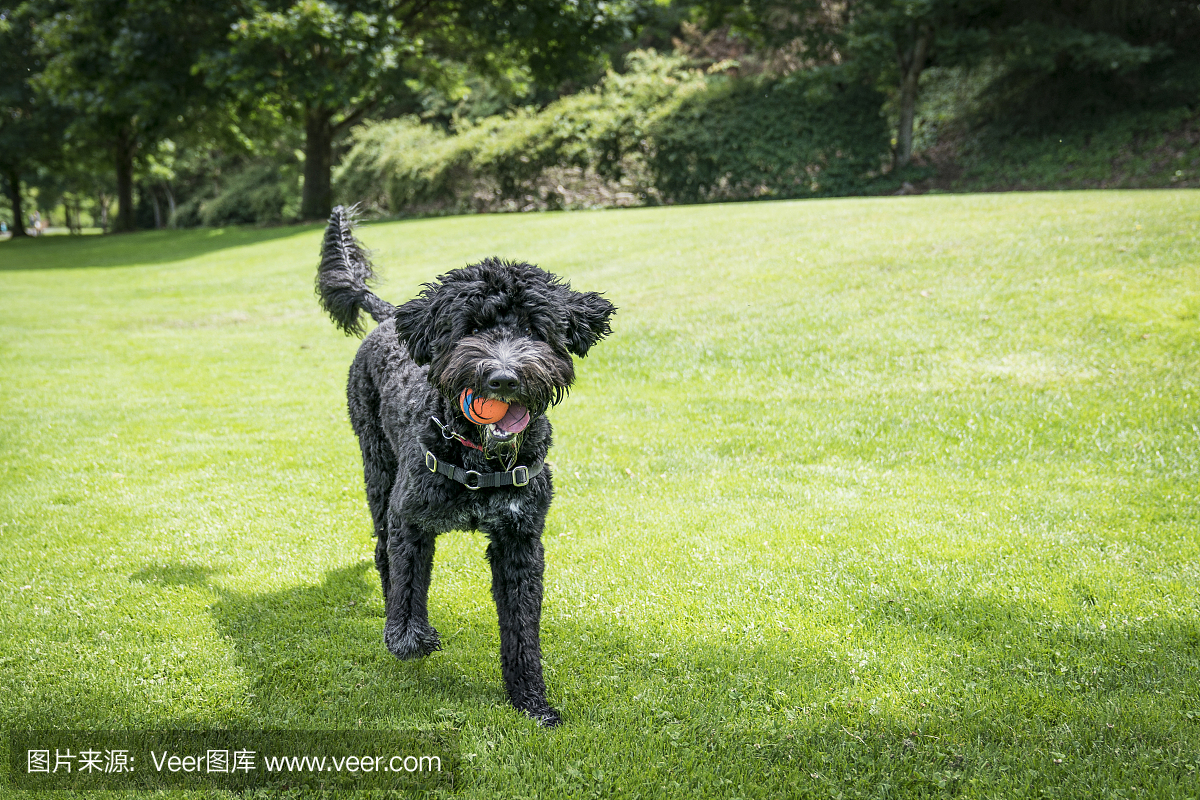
[461,389,477,422]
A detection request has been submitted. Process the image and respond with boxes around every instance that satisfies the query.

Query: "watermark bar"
[9,730,457,791]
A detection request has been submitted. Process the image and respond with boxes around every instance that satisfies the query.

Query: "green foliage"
[336,52,889,212]
[32,0,232,230]
[904,26,1200,194]
[8,0,1199,228]
[893,62,1000,155]
[172,159,302,228]
[215,1,407,116]
[0,2,75,231]
[989,1,1200,67]
[692,0,1200,170]
[647,74,889,202]
[335,50,708,214]
[203,0,641,219]
[35,0,223,130]
[334,117,452,212]
[954,105,1200,191]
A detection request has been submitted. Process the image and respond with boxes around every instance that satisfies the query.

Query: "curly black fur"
[316,210,616,727]
[316,205,396,336]
[438,332,573,418]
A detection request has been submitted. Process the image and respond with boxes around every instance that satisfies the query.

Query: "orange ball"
[459,389,509,424]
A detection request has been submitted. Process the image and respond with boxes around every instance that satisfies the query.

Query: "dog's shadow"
[208,561,510,727]
[130,563,219,587]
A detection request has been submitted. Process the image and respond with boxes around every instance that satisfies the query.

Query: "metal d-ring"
[431,416,457,440]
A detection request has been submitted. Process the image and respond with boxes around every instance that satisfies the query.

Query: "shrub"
[334,119,452,213]
[335,51,707,215]
[171,160,302,228]
[334,52,891,214]
[198,161,301,227]
[953,105,1200,190]
[905,59,1200,192]
[646,74,890,203]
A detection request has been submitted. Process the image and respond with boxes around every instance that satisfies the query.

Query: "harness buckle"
[425,451,438,473]
[462,470,482,491]
[512,465,530,487]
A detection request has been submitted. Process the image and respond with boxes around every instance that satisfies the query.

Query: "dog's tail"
[316,204,396,336]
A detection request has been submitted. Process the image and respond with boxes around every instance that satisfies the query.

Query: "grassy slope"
[950,107,1200,193]
[905,65,1200,194]
[0,192,1198,799]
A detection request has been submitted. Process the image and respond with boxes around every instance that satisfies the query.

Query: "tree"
[976,1,1198,121]
[695,0,989,168]
[34,0,232,231]
[697,0,1195,169]
[838,1,991,169]
[204,0,638,221]
[0,3,72,236]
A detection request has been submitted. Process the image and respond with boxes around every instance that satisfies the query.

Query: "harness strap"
[430,415,485,451]
[424,451,543,491]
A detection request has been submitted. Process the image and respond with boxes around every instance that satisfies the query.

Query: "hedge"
[647,74,889,202]
[334,52,891,214]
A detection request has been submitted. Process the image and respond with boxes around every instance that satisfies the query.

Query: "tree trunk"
[113,125,137,232]
[4,166,29,237]
[164,182,176,226]
[149,184,162,229]
[97,191,110,233]
[301,106,334,221]
[894,24,933,170]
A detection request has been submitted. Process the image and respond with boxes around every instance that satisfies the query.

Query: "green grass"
[1,191,1198,799]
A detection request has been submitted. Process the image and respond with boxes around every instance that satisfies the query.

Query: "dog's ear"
[563,290,616,357]
[393,295,434,365]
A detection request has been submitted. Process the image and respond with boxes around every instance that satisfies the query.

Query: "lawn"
[1,191,1198,799]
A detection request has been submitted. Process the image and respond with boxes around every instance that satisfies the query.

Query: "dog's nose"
[486,370,520,393]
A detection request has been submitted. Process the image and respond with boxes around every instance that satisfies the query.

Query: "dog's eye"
[471,328,480,335]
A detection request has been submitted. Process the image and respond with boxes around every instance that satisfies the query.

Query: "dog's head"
[393,259,615,444]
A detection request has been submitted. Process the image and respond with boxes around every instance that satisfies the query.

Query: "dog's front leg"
[383,519,441,660]
[486,520,560,727]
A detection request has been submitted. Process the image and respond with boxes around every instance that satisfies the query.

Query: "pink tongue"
[495,404,530,434]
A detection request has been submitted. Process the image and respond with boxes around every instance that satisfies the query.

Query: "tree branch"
[332,98,380,135]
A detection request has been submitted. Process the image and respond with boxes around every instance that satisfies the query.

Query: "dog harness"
[424,451,543,490]
[427,415,541,490]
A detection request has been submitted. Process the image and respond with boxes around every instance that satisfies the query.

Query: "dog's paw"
[384,621,442,660]
[522,704,562,728]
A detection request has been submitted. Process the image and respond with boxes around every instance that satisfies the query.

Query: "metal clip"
[512,466,530,487]
[462,470,482,490]
[431,416,457,440]
[425,451,438,473]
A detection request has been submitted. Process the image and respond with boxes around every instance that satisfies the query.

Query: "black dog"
[316,207,615,726]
